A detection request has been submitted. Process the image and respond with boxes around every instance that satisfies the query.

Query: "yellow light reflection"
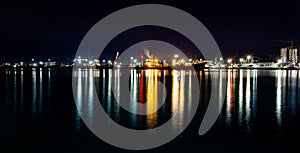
[171,70,180,129]
[146,70,159,128]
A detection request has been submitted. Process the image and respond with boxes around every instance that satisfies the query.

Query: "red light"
[140,55,144,59]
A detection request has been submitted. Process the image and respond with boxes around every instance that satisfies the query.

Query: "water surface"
[0,68,299,152]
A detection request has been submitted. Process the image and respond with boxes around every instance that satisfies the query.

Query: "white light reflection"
[114,69,120,121]
[276,70,283,127]
[238,69,243,125]
[88,69,94,124]
[12,68,17,111]
[32,68,37,112]
[39,68,43,111]
[219,70,225,111]
[107,69,112,116]
[47,68,51,111]
[187,70,192,119]
[252,70,257,118]
[245,70,251,123]
[76,68,83,129]
[130,69,137,124]
[289,70,297,116]
[20,68,24,111]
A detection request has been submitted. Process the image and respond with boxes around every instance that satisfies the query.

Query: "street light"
[227,58,232,64]
[130,57,133,66]
[247,55,252,63]
[174,54,179,59]
[239,58,244,64]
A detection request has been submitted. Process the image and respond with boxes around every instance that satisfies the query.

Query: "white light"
[174,54,179,58]
[278,59,282,63]
[102,60,105,63]
[48,59,50,62]
[108,60,112,64]
[188,58,192,62]
[39,61,43,65]
[227,59,232,63]
[133,59,137,63]
[89,61,93,65]
[32,58,35,62]
[247,55,251,60]
[220,57,223,61]
[239,58,244,62]
[20,62,23,66]
[130,57,133,59]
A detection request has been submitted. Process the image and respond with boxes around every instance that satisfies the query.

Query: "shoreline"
[1,66,299,71]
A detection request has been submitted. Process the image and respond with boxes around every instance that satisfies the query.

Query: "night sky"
[1,0,300,62]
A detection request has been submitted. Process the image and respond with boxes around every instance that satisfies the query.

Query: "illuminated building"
[288,48,298,64]
[280,48,288,63]
[280,47,298,64]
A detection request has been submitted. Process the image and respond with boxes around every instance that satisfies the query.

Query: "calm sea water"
[0,68,300,152]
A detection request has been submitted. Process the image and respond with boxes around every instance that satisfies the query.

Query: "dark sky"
[1,0,300,62]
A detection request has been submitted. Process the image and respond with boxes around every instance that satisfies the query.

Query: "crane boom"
[114,52,119,64]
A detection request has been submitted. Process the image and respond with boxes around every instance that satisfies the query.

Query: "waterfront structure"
[240,62,278,68]
[279,40,299,65]
[280,47,298,65]
[280,48,288,63]
[288,47,298,64]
